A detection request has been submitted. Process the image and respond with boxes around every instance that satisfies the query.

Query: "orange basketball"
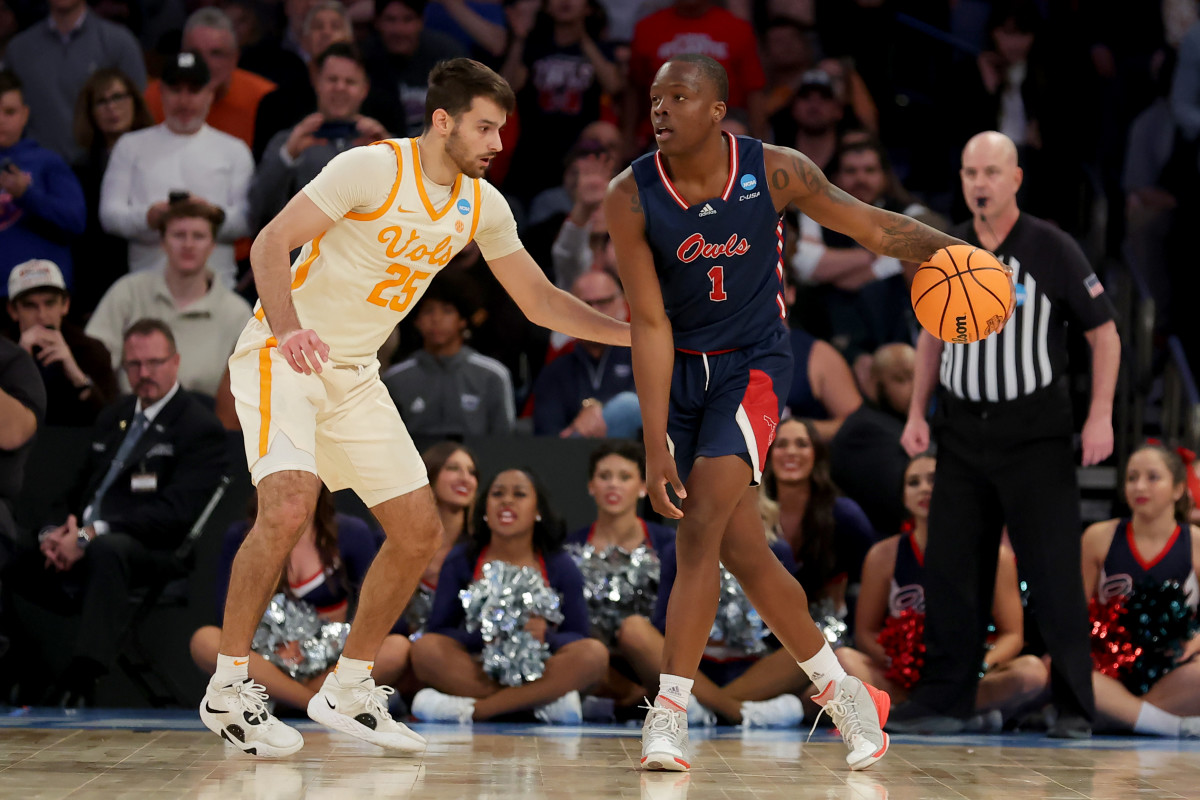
[910,245,1015,344]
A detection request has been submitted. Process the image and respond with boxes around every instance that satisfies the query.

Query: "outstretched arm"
[485,248,630,347]
[764,145,963,262]
[605,170,685,518]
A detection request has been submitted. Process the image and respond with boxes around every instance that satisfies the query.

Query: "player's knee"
[256,494,313,541]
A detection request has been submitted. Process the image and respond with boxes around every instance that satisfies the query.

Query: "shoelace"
[233,680,272,723]
[808,692,865,749]
[350,682,396,722]
[640,702,683,743]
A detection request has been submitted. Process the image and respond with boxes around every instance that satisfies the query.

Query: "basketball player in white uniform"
[199,59,630,757]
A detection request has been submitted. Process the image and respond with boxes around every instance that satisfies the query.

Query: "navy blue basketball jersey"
[888,533,926,617]
[1099,520,1199,609]
[631,132,787,352]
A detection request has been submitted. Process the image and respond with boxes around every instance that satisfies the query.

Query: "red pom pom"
[879,609,925,690]
[1089,597,1142,678]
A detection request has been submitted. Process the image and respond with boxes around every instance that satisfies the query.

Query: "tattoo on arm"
[791,154,853,205]
[878,211,957,261]
[629,187,642,214]
[772,169,789,190]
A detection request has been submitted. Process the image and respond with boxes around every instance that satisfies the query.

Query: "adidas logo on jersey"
[698,203,717,217]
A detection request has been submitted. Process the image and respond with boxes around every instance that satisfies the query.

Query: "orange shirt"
[145,69,276,150]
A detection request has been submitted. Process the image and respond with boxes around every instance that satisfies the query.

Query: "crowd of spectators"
[0,0,1196,736]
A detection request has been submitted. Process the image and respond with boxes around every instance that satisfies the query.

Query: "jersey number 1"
[367,263,431,312]
[708,266,727,302]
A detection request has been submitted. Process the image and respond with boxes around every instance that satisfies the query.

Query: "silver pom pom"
[567,543,660,644]
[460,561,564,686]
[709,566,772,656]
[810,598,849,650]
[403,582,435,639]
[251,593,350,679]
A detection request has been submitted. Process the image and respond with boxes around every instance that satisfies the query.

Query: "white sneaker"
[640,703,690,771]
[1180,716,1200,738]
[686,701,717,728]
[306,672,426,754]
[811,677,890,770]
[199,678,304,757]
[534,690,582,724]
[411,687,476,724]
[741,694,804,728]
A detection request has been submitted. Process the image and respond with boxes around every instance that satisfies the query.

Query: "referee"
[891,131,1121,737]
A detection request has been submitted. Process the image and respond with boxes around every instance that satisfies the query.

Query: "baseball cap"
[8,259,67,300]
[797,69,835,97]
[162,51,211,89]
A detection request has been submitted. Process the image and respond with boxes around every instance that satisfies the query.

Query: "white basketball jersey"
[243,137,521,363]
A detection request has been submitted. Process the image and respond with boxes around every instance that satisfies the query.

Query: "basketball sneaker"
[199,678,304,757]
[741,694,804,728]
[640,703,691,771]
[411,687,477,724]
[533,690,582,724]
[306,672,426,754]
[811,676,890,770]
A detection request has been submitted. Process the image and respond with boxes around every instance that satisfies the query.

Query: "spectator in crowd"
[403,441,480,635]
[87,200,252,398]
[764,417,877,625]
[617,522,803,727]
[500,0,622,204]
[792,140,925,375]
[144,8,277,150]
[7,260,116,426]
[70,69,154,319]
[567,441,674,553]
[410,468,609,724]
[364,0,466,137]
[100,52,254,286]
[1169,17,1200,375]
[0,335,43,569]
[836,452,1049,731]
[191,486,411,711]
[830,342,915,540]
[1080,443,1200,737]
[0,0,16,65]
[781,69,842,172]
[250,43,390,230]
[529,270,638,438]
[5,0,146,161]
[231,0,311,92]
[546,144,617,292]
[2,318,226,706]
[625,0,767,155]
[784,326,862,442]
[526,120,622,227]
[382,273,516,437]
[762,16,816,120]
[894,131,1120,738]
[424,0,509,59]
[0,70,86,295]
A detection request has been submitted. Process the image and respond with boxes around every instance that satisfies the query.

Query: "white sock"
[656,674,694,711]
[212,653,249,687]
[334,655,374,685]
[798,643,848,693]
[1134,701,1182,736]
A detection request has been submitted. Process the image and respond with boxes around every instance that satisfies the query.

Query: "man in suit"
[3,318,227,705]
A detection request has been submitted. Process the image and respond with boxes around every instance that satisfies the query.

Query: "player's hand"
[646,447,686,519]
[1080,413,1113,466]
[900,415,930,457]
[278,329,330,375]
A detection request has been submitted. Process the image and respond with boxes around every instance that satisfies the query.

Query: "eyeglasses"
[94,91,132,108]
[122,356,172,372]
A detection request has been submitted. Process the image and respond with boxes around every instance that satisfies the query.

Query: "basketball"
[910,245,1015,344]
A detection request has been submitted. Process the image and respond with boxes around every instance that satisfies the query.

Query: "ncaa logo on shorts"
[740,174,757,191]
[457,199,471,215]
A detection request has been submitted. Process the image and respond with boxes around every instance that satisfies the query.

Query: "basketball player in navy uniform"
[1081,442,1200,737]
[604,54,962,772]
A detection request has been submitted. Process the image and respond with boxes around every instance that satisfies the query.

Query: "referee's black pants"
[911,386,1095,724]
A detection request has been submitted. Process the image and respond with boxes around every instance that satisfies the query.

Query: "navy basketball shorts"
[667,331,792,486]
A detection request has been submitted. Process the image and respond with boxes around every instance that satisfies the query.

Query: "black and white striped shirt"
[939,214,1115,402]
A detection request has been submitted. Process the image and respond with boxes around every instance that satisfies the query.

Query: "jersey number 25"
[367,263,431,312]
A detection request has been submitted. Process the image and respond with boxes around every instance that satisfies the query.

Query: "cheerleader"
[1081,443,1200,736]
[836,453,1047,727]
